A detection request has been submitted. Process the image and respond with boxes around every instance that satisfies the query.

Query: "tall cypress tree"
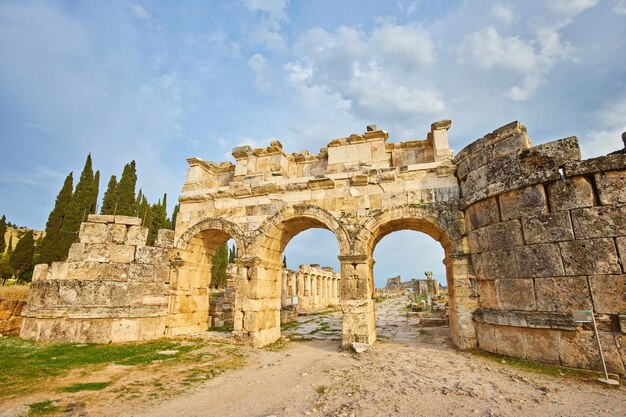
[91,170,100,214]
[0,215,6,253]
[10,230,34,281]
[6,235,13,256]
[39,173,73,264]
[100,175,118,215]
[116,161,137,216]
[60,155,96,258]
[171,203,180,229]
[147,194,167,245]
[211,243,228,288]
[228,244,236,263]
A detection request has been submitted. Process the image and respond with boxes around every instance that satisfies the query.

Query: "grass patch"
[280,321,300,330]
[418,329,431,336]
[309,321,331,335]
[373,297,383,303]
[62,382,110,393]
[262,337,291,352]
[471,350,618,382]
[210,325,233,333]
[0,335,202,399]
[28,400,59,416]
[316,385,328,395]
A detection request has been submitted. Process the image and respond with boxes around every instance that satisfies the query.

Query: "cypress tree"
[171,204,180,229]
[39,173,73,264]
[6,235,13,256]
[0,255,12,285]
[60,155,96,258]
[101,175,118,215]
[138,195,152,242]
[147,197,167,246]
[116,161,137,216]
[228,244,236,263]
[0,215,6,253]
[91,170,100,214]
[10,230,34,281]
[211,243,228,288]
[283,255,287,268]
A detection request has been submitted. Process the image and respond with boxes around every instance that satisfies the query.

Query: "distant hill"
[3,226,44,253]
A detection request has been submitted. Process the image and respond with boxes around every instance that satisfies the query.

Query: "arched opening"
[359,208,477,349]
[280,229,341,340]
[240,205,349,346]
[166,219,243,337]
[372,229,451,344]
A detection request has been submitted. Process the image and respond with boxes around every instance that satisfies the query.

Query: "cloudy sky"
[0,0,624,287]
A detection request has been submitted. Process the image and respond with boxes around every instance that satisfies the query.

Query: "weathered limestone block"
[67,243,85,262]
[79,222,108,244]
[515,243,564,277]
[109,245,136,264]
[559,238,621,275]
[126,225,149,246]
[114,216,143,226]
[464,197,499,231]
[82,244,110,263]
[486,220,524,250]
[588,275,625,314]
[106,224,127,244]
[475,322,497,352]
[467,227,489,254]
[495,278,536,311]
[522,212,574,244]
[135,246,168,266]
[617,237,626,271]
[480,249,517,280]
[494,325,526,359]
[524,328,560,364]
[564,153,626,177]
[87,214,115,223]
[32,264,49,282]
[518,136,580,183]
[477,280,498,308]
[595,170,626,205]
[492,133,531,159]
[559,330,625,373]
[535,276,592,312]
[571,206,626,239]
[524,312,576,330]
[155,229,175,248]
[547,177,595,211]
[498,185,548,221]
[50,261,69,280]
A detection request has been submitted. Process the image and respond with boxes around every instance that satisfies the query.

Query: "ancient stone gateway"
[169,121,473,348]
[20,120,626,373]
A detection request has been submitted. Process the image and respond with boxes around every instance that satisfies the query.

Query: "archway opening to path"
[243,207,349,346]
[281,228,341,340]
[167,225,241,337]
[372,229,451,344]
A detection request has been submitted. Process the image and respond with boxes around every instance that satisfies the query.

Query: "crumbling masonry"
[20,120,626,373]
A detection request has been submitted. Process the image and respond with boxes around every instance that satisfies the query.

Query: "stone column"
[444,254,478,349]
[281,269,289,308]
[312,275,319,307]
[339,254,376,347]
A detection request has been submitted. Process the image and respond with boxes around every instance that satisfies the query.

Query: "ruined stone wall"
[455,121,626,373]
[20,215,174,343]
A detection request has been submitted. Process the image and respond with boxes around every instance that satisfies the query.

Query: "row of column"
[281,264,340,310]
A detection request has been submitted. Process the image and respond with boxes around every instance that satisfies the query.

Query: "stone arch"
[251,204,351,261]
[166,217,246,337]
[351,205,477,349]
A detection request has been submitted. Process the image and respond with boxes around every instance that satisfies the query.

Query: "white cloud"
[248,53,282,96]
[616,0,626,14]
[243,0,289,20]
[491,4,514,25]
[546,0,600,17]
[131,4,150,20]
[397,0,420,15]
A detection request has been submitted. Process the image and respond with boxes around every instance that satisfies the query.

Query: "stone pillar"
[281,269,289,308]
[339,254,376,347]
[312,275,318,307]
[444,254,478,349]
[232,256,282,348]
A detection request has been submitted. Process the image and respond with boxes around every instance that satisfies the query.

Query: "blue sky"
[0,0,624,287]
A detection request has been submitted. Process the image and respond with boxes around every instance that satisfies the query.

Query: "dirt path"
[120,298,624,417]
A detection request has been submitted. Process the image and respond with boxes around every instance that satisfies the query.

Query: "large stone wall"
[20,215,174,343]
[455,121,626,373]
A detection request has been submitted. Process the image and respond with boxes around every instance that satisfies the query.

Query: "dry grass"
[0,285,30,301]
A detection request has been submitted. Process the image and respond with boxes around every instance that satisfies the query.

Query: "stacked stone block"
[455,121,626,373]
[281,264,340,311]
[20,215,174,343]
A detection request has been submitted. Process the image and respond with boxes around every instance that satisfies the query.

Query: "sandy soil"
[119,297,625,417]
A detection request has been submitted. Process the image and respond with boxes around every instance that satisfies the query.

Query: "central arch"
[234,204,351,346]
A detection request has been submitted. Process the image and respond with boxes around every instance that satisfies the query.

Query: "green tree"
[147,194,168,245]
[211,243,228,288]
[228,244,236,263]
[6,235,13,256]
[282,255,287,268]
[91,170,100,214]
[0,255,12,285]
[115,161,137,216]
[0,215,6,253]
[39,173,74,264]
[100,175,118,215]
[10,230,34,281]
[171,204,180,229]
